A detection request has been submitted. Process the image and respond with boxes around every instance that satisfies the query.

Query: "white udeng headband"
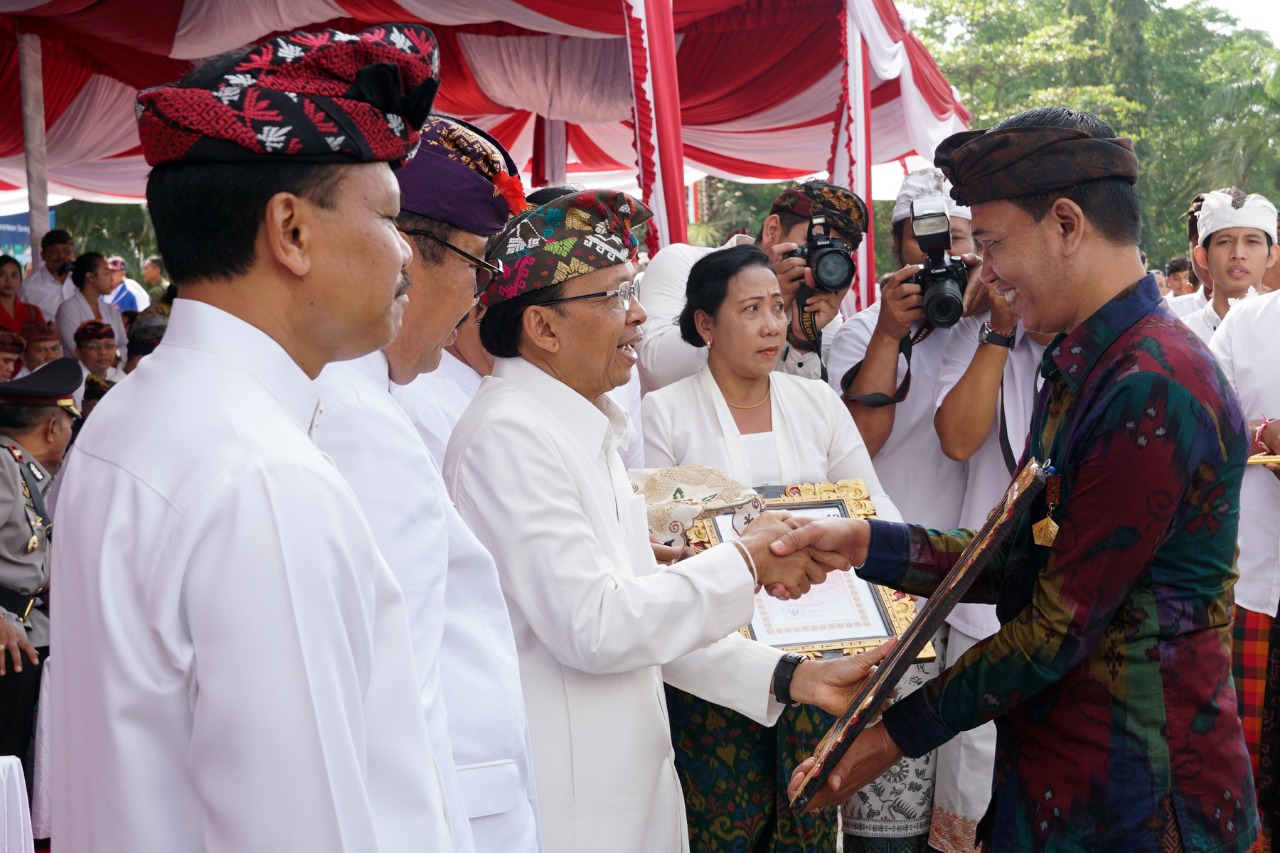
[891,168,972,224]
[1197,191,1278,244]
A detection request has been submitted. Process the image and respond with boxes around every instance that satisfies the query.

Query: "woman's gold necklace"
[725,386,771,410]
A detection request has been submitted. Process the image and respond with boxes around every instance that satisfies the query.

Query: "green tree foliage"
[55,199,159,276]
[908,0,1280,265]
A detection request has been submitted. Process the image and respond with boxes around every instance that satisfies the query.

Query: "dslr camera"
[906,195,968,328]
[782,216,856,293]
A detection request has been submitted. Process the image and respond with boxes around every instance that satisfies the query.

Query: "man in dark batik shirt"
[781,106,1257,853]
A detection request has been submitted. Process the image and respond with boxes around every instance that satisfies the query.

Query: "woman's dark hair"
[991,107,1141,246]
[678,243,772,347]
[0,254,20,274]
[479,283,567,358]
[71,252,105,290]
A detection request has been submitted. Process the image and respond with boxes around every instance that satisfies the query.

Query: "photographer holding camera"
[19,230,78,324]
[637,180,865,392]
[823,169,978,853]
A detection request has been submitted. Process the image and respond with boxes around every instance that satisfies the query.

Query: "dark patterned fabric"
[861,277,1258,852]
[934,126,1138,207]
[137,25,440,168]
[73,321,113,346]
[482,189,652,307]
[0,330,23,355]
[1261,614,1280,828]
[396,116,526,237]
[666,685,836,852]
[770,182,868,248]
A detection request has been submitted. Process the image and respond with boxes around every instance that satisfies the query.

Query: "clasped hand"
[735,511,850,599]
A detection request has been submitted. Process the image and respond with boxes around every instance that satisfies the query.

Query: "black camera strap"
[998,377,1019,476]
[792,284,827,383]
[839,322,935,408]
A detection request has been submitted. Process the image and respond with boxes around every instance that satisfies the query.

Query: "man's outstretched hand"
[786,717,903,810]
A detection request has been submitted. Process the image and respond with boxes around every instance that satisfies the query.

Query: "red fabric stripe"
[640,0,688,245]
[0,24,94,159]
[566,124,627,172]
[16,0,181,55]
[684,143,812,181]
[677,19,837,126]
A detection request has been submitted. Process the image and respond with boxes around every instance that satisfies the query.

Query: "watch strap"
[772,652,806,706]
[979,322,1015,349]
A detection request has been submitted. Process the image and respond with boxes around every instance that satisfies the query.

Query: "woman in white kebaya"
[642,243,901,851]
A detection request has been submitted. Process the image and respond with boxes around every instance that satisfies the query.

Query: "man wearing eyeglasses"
[70,321,123,410]
[443,189,889,853]
[313,116,539,853]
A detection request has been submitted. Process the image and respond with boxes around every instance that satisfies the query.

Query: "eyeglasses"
[539,279,638,312]
[401,229,504,298]
[80,340,114,351]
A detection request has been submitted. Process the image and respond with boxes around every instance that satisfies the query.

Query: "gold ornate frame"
[688,479,931,661]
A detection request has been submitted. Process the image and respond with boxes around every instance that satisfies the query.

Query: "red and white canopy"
[1,0,966,300]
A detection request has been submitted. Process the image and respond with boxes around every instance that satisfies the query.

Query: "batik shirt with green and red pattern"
[862,276,1257,852]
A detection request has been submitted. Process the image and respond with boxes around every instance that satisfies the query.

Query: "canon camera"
[906,195,968,328]
[782,216,856,293]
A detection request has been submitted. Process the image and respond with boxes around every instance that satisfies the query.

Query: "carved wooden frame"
[687,479,930,661]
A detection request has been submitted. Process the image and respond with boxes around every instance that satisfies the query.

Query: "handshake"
[731,511,871,600]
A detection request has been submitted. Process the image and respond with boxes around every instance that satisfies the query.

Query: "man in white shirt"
[316,116,540,853]
[447,189,890,853]
[828,169,972,529]
[1209,213,1280,819]
[102,256,151,312]
[17,230,76,322]
[68,321,124,409]
[927,281,1052,853]
[50,25,455,852]
[1183,189,1276,343]
[53,253,127,357]
[637,181,867,392]
[398,183,646,470]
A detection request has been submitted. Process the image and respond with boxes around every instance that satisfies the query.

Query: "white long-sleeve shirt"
[18,265,76,322]
[444,356,784,853]
[50,299,453,852]
[314,352,473,852]
[1210,290,1280,617]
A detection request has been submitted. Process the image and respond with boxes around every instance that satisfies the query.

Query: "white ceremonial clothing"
[396,349,645,471]
[314,352,475,853]
[636,236,840,393]
[1210,290,1280,617]
[933,314,1047,638]
[642,366,901,524]
[925,314,1045,852]
[1182,301,1224,344]
[384,357,545,852]
[1166,287,1209,318]
[49,299,454,853]
[444,356,787,853]
[394,350,482,467]
[18,265,75,323]
[827,301,967,528]
[53,291,127,358]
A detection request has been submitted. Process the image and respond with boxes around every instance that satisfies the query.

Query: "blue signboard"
[0,211,57,268]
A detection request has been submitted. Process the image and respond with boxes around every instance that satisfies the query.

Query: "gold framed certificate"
[687,479,928,661]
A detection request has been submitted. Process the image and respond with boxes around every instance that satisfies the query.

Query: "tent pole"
[17,22,50,261]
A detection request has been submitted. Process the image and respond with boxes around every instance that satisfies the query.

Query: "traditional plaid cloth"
[1235,605,1273,781]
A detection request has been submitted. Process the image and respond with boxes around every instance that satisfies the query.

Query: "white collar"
[491,356,629,459]
[164,299,320,433]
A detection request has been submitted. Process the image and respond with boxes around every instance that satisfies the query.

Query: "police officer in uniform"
[0,358,80,784]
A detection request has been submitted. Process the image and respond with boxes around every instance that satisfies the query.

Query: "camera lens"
[922,278,964,327]
[811,249,854,292]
